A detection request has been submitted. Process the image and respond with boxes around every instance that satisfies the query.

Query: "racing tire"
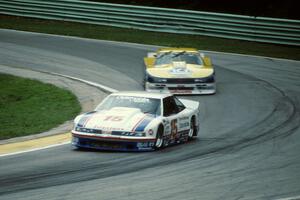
[71,136,82,150]
[154,125,165,150]
[71,145,82,151]
[143,78,146,90]
[188,117,198,140]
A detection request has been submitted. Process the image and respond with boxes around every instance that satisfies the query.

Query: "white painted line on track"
[48,72,119,93]
[0,141,71,158]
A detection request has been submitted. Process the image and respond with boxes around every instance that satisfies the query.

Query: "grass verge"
[1,15,299,60]
[0,73,81,140]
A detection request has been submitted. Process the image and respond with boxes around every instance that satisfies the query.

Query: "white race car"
[72,91,200,151]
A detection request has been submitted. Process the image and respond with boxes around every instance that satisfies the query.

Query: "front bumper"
[145,82,216,95]
[72,132,156,152]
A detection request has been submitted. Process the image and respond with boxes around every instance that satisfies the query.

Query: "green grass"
[0,73,81,140]
[1,15,300,60]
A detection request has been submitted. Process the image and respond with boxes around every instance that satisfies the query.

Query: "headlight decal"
[75,127,102,134]
[111,131,146,137]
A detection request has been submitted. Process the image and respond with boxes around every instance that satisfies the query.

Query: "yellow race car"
[144,48,216,95]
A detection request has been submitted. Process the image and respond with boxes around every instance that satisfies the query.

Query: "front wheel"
[154,125,165,150]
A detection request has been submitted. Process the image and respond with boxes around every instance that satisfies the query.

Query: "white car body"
[72,91,200,151]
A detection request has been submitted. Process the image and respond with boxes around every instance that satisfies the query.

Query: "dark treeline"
[85,0,298,19]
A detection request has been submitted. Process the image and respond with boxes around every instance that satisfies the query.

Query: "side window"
[174,97,185,112]
[163,97,179,116]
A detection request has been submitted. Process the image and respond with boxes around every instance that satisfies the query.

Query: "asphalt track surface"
[0,29,300,200]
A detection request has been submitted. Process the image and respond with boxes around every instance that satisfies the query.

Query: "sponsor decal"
[179,116,189,121]
[164,129,190,146]
[170,89,192,94]
[179,122,189,129]
[179,116,190,129]
[94,125,125,131]
[137,142,155,149]
[102,130,112,135]
[170,68,189,74]
[116,96,150,103]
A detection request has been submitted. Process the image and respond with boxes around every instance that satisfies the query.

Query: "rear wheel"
[188,117,198,140]
[155,125,165,150]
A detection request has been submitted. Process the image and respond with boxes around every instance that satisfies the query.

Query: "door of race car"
[162,96,189,142]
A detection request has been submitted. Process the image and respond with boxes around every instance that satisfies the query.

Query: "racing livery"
[72,91,200,151]
[144,48,216,94]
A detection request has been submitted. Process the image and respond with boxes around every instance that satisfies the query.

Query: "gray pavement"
[0,29,299,200]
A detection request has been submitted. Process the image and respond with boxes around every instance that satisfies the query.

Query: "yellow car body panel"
[146,65,214,78]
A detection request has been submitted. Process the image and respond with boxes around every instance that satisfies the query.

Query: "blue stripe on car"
[77,111,97,127]
[134,117,153,132]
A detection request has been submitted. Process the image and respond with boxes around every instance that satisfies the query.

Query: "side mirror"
[203,56,212,67]
[144,57,155,68]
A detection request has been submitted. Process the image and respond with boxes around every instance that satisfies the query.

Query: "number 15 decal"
[103,116,124,121]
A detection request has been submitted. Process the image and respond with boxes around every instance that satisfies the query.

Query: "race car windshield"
[96,96,161,115]
[155,53,203,66]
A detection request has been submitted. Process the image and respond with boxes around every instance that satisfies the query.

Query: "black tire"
[154,125,165,150]
[188,117,198,140]
[143,77,146,90]
[71,144,82,151]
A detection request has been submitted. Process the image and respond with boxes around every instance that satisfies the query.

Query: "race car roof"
[110,91,171,99]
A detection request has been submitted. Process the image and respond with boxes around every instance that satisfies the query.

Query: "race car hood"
[76,107,155,132]
[146,63,214,78]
